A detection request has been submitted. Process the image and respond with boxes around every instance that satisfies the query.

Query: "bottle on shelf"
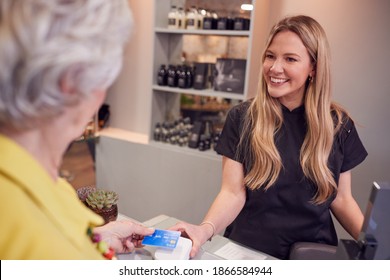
[186,66,194,88]
[203,10,218,30]
[153,122,162,141]
[186,6,199,30]
[157,64,168,86]
[167,65,178,87]
[177,7,186,29]
[197,7,206,29]
[198,121,212,151]
[168,5,179,29]
[211,10,218,29]
[175,65,182,86]
[188,121,204,149]
[178,66,188,88]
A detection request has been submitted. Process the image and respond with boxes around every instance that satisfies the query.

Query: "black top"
[215,101,368,259]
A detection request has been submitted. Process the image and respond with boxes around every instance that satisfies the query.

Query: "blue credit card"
[141,229,181,249]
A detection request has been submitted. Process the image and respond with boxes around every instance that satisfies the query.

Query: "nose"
[270,59,284,73]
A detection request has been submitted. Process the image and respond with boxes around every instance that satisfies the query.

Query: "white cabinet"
[150,0,267,155]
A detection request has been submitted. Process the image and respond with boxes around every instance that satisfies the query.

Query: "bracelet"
[87,227,116,260]
[200,221,216,241]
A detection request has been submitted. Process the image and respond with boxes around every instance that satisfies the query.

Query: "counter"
[117,214,277,260]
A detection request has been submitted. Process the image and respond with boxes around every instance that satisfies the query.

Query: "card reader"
[154,237,192,260]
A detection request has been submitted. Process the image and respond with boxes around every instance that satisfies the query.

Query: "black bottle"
[153,122,161,141]
[175,65,182,86]
[178,66,188,88]
[157,64,168,86]
[167,65,178,87]
[186,66,194,88]
[188,121,204,149]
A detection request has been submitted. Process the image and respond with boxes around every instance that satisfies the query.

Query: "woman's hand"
[94,220,155,253]
[169,221,213,258]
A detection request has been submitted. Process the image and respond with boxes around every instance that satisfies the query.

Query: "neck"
[0,126,67,181]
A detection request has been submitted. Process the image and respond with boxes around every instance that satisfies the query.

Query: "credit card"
[141,229,181,249]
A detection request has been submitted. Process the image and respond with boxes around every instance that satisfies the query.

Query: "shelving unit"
[150,0,266,156]
[152,85,246,100]
[155,27,250,37]
[95,0,270,224]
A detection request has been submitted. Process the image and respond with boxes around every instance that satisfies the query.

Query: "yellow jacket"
[0,135,104,259]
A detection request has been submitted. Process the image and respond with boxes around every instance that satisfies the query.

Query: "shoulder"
[227,99,252,122]
[0,180,43,258]
[331,104,355,137]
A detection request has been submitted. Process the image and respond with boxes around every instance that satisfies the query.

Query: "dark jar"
[157,64,168,86]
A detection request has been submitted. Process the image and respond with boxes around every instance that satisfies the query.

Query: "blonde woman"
[171,15,367,260]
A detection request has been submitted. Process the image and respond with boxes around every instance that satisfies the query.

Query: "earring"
[308,76,313,83]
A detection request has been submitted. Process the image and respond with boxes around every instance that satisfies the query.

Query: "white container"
[186,6,198,30]
[168,5,179,29]
[177,7,186,29]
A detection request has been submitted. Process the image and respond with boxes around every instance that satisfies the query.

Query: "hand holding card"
[141,229,181,249]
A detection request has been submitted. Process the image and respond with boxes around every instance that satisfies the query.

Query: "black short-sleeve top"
[215,100,368,259]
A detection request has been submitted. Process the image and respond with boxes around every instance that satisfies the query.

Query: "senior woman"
[0,0,153,259]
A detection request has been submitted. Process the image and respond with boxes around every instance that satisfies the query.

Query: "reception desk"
[117,214,277,260]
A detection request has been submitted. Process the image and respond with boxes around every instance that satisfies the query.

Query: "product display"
[151,0,256,154]
[158,64,194,89]
[193,62,212,90]
[233,17,250,30]
[153,117,219,152]
[214,58,247,94]
[217,17,234,30]
[203,10,218,30]
[165,6,247,32]
[153,117,192,146]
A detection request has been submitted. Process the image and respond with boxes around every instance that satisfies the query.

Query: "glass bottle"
[177,7,186,29]
[197,7,205,29]
[168,5,178,29]
[186,6,198,30]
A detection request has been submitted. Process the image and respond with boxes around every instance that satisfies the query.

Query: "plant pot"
[76,186,97,202]
[89,204,118,224]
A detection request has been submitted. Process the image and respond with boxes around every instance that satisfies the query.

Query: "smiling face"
[263,30,314,110]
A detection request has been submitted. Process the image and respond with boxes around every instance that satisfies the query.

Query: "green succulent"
[85,189,118,210]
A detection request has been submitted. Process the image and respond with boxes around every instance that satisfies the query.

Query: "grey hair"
[0,0,132,129]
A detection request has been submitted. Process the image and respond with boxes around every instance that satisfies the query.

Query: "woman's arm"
[330,170,364,240]
[170,156,246,258]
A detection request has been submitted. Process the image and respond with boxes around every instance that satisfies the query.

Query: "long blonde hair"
[240,15,346,204]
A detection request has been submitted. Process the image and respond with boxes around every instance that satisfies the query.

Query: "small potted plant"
[85,189,119,224]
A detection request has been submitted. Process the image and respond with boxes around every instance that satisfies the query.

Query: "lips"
[270,77,288,84]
